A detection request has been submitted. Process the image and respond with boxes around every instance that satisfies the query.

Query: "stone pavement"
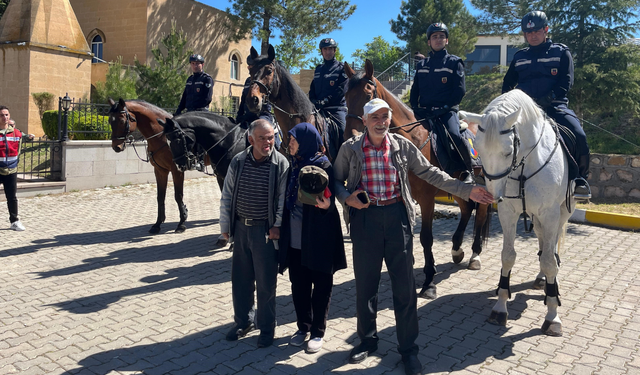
[1,177,640,375]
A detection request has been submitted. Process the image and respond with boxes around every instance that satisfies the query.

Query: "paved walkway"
[1,177,640,375]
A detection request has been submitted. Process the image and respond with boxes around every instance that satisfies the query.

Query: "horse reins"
[111,108,168,167]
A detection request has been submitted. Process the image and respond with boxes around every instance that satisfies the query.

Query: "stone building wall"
[589,154,640,199]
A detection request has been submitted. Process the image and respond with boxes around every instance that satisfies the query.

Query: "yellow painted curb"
[583,210,640,231]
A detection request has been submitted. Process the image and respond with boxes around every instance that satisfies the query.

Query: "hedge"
[41,110,111,140]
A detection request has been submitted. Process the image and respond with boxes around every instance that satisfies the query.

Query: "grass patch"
[576,197,640,217]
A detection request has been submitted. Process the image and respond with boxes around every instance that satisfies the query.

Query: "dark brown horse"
[245,45,341,160]
[108,98,189,234]
[344,60,492,299]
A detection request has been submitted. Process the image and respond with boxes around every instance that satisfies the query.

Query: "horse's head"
[344,60,379,139]
[108,98,138,152]
[247,45,277,114]
[161,117,196,172]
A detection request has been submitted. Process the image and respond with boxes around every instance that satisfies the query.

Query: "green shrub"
[40,110,110,140]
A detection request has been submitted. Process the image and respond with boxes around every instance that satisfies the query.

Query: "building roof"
[0,0,90,54]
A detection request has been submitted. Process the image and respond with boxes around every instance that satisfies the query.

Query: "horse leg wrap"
[544,281,561,306]
[496,270,511,299]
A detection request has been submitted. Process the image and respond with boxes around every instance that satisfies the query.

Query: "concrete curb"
[434,196,640,231]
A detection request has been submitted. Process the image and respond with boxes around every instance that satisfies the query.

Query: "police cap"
[427,23,449,40]
[521,11,548,33]
[319,38,337,49]
[189,54,205,63]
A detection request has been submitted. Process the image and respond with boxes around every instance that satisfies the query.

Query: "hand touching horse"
[344,60,492,299]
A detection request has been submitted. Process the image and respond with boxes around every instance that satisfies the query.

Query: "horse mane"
[481,89,544,144]
[273,62,314,116]
[126,100,172,118]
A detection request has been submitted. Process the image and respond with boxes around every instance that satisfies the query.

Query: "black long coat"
[278,161,347,275]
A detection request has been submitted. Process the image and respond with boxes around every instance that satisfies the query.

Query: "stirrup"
[573,177,591,200]
[459,171,474,184]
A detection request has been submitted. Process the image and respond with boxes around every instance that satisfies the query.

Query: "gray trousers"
[350,202,419,356]
[231,220,278,335]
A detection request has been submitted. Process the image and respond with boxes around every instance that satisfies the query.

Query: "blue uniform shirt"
[309,58,347,109]
[176,71,214,114]
[502,39,573,106]
[410,49,465,110]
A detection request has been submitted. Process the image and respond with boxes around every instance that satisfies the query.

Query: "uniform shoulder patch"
[554,43,570,51]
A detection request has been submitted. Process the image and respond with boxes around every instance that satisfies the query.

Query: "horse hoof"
[452,251,465,264]
[149,225,161,234]
[175,225,186,234]
[533,277,546,290]
[468,259,481,270]
[541,320,563,336]
[418,286,437,300]
[487,310,508,326]
[215,238,229,248]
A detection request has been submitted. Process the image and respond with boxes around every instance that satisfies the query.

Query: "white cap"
[363,98,392,117]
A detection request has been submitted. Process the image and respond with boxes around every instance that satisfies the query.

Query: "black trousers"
[0,173,18,223]
[231,220,278,335]
[545,105,590,178]
[288,247,334,338]
[350,202,419,357]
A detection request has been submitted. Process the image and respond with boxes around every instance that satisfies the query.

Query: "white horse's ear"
[505,107,522,128]
[459,110,484,125]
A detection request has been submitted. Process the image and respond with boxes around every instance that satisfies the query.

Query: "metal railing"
[17,137,63,181]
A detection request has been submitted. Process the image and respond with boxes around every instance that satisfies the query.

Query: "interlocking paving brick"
[2,178,640,374]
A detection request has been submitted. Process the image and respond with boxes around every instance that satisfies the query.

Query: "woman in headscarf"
[279,122,346,353]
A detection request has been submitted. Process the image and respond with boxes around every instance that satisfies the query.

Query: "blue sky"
[199,0,481,64]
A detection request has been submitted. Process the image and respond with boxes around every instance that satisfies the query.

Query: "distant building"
[465,35,525,75]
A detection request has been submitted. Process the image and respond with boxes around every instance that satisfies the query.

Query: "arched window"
[230,54,239,80]
[91,35,104,63]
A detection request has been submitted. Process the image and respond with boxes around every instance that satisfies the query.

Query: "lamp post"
[61,93,71,141]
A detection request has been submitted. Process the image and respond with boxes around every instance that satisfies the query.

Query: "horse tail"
[475,202,494,248]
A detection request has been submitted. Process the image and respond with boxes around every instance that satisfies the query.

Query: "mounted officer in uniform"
[236,56,282,149]
[410,23,475,184]
[503,11,591,199]
[175,54,214,116]
[309,38,348,159]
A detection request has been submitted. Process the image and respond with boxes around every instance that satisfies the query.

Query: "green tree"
[305,46,346,70]
[351,36,405,75]
[0,0,10,20]
[275,34,316,73]
[390,0,478,58]
[224,0,356,56]
[93,56,138,104]
[134,23,192,108]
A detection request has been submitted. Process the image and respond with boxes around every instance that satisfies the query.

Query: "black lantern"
[62,93,71,111]
[60,93,72,141]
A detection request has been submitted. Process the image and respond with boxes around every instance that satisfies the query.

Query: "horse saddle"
[556,123,579,180]
[314,110,341,162]
[426,118,482,174]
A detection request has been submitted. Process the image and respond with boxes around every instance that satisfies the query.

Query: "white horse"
[460,89,574,336]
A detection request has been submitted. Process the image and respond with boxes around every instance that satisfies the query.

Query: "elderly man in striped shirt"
[333,98,493,375]
[220,119,290,348]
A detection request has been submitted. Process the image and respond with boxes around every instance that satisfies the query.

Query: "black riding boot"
[574,155,591,200]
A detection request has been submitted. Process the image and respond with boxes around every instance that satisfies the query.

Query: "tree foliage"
[390,0,478,58]
[275,34,316,73]
[224,0,356,57]
[0,0,10,21]
[93,56,138,104]
[351,36,405,75]
[134,23,192,108]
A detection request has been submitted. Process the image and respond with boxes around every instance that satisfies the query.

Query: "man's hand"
[222,232,229,240]
[469,186,494,205]
[345,189,370,210]
[268,227,280,240]
[28,134,35,140]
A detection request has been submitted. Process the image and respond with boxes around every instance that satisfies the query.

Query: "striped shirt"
[358,134,399,201]
[235,152,271,220]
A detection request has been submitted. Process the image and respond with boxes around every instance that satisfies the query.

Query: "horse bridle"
[346,78,378,124]
[111,107,137,141]
[251,64,306,120]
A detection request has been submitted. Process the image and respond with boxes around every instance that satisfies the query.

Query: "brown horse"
[344,60,492,299]
[108,98,189,234]
[245,45,342,160]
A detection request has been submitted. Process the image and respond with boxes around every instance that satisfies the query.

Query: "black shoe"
[459,171,474,184]
[349,342,378,364]
[573,177,591,200]
[257,332,274,348]
[226,322,255,341]
[402,354,423,375]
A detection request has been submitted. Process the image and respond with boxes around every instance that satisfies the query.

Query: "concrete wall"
[0,46,32,134]
[589,154,640,199]
[62,141,202,192]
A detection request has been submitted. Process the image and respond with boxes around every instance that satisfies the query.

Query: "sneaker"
[10,221,25,231]
[289,330,309,347]
[306,337,324,353]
